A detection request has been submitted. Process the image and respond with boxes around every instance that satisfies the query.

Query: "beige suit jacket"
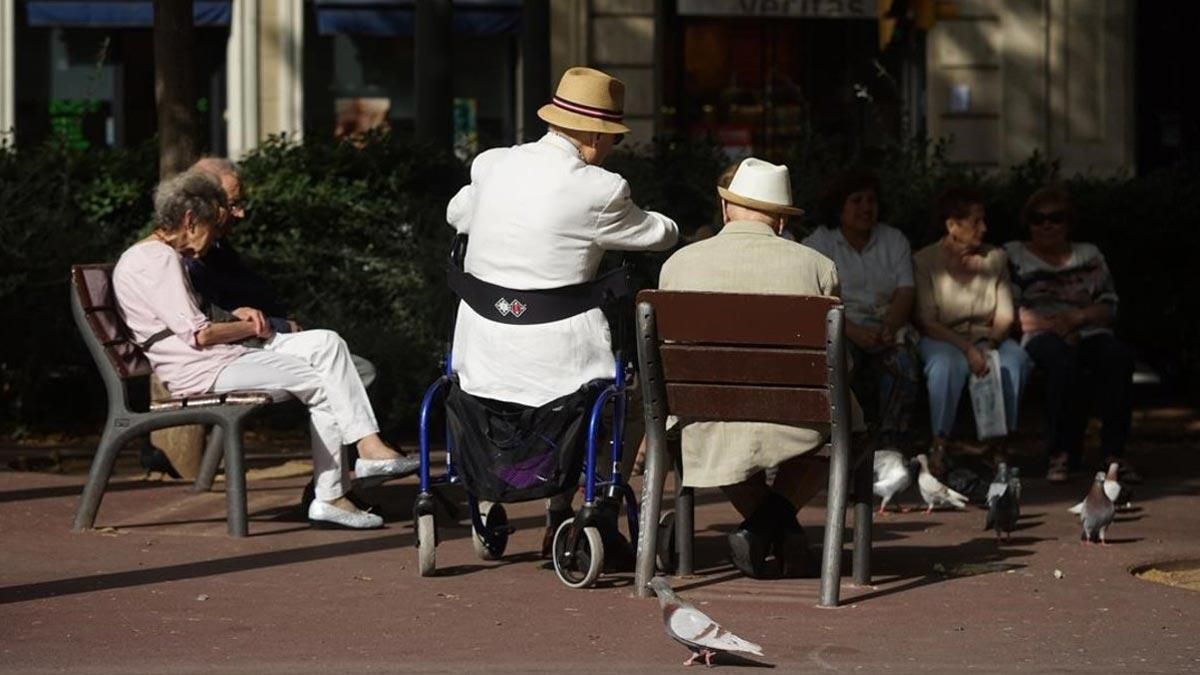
[657,220,841,488]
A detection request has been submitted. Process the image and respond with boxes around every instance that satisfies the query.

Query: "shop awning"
[25,1,232,27]
[314,0,521,36]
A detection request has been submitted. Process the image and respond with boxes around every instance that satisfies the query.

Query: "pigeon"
[1078,471,1115,545]
[648,576,764,667]
[140,441,181,480]
[915,453,969,514]
[1068,462,1132,514]
[945,466,987,504]
[873,449,917,514]
[984,463,1019,542]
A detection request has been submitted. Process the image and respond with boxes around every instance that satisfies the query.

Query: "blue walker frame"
[413,353,639,584]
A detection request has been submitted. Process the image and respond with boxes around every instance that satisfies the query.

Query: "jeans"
[1023,331,1133,466]
[918,336,1032,438]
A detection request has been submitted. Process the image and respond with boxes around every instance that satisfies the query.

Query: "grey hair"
[153,170,228,232]
[191,156,240,180]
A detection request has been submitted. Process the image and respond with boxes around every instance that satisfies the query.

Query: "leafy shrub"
[1,132,1196,436]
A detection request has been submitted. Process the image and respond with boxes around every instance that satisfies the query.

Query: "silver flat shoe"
[308,500,384,530]
[355,456,421,480]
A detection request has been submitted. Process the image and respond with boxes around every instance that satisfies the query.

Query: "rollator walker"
[413,236,639,589]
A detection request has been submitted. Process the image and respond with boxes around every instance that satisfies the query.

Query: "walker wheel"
[657,510,678,574]
[552,518,604,589]
[472,502,509,561]
[416,513,437,577]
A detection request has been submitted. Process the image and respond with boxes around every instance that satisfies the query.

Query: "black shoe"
[775,522,815,578]
[728,527,772,579]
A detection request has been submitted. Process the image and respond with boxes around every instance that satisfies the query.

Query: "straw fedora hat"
[538,67,630,135]
[717,158,805,216]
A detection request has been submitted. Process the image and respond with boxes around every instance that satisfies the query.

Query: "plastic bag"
[969,349,1007,439]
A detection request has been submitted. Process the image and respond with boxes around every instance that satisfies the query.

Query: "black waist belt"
[447,263,632,325]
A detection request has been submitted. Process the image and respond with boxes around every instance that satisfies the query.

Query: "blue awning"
[314,0,521,36]
[25,1,232,28]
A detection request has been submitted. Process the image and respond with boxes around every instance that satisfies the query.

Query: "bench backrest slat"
[659,345,826,387]
[665,383,831,426]
[71,264,152,380]
[646,291,836,348]
[638,290,843,426]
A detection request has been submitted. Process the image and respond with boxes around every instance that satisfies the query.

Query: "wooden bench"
[632,291,873,607]
[70,264,282,537]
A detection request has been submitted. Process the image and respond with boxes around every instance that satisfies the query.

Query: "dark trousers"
[1023,331,1134,467]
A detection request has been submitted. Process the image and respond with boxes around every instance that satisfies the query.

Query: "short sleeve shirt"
[803,224,914,328]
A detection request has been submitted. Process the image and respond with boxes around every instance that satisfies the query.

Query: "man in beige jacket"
[658,158,840,578]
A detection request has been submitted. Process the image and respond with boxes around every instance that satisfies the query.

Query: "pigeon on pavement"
[648,576,764,667]
[1069,462,1132,514]
[915,453,969,514]
[140,441,181,480]
[984,463,1019,542]
[1079,471,1116,545]
[873,449,917,514]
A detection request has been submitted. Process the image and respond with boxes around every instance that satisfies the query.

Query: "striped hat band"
[551,96,624,122]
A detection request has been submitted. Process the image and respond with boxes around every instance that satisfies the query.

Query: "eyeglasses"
[1028,210,1068,226]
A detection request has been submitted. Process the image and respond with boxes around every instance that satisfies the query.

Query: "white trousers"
[212,329,379,502]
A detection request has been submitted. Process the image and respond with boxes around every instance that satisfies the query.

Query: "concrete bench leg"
[72,421,129,532]
[222,420,248,537]
[193,425,224,492]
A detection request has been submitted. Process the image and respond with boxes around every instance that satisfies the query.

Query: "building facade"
[0,0,1184,176]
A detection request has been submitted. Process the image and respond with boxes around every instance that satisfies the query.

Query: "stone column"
[225,0,259,159]
[0,0,13,140]
[258,0,304,141]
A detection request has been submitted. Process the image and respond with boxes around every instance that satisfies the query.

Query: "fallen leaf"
[196,594,210,601]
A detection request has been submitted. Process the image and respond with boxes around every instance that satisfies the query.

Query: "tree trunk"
[154,0,199,179]
[149,375,204,480]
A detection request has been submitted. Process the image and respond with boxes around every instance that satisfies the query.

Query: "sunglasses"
[1029,210,1068,226]
[613,134,625,146]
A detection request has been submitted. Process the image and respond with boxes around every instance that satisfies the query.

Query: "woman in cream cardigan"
[913,186,1032,464]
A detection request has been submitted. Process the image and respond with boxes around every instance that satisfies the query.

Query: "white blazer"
[446,133,679,406]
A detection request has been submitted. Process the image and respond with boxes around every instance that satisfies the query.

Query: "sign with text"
[678,0,878,18]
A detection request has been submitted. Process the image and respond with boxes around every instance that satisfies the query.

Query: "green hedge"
[1,133,1197,435]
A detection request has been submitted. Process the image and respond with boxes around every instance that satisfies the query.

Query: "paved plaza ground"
[1,404,1198,673]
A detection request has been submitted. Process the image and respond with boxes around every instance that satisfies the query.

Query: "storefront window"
[303,1,519,151]
[664,8,901,159]
[14,1,229,151]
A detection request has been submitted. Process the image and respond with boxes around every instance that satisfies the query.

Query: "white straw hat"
[717,158,804,216]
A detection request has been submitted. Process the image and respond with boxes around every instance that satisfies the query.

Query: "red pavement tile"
[2,439,1199,673]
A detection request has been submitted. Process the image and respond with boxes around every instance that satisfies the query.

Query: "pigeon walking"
[915,453,969,514]
[873,449,917,514]
[140,441,181,480]
[1079,471,1115,545]
[648,577,764,667]
[1069,462,1132,514]
[984,463,1019,542]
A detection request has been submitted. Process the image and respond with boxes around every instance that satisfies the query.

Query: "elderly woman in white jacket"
[446,67,679,555]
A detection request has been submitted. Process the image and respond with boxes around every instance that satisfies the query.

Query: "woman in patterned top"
[1005,185,1137,483]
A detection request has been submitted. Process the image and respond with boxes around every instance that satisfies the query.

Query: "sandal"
[1046,454,1069,484]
